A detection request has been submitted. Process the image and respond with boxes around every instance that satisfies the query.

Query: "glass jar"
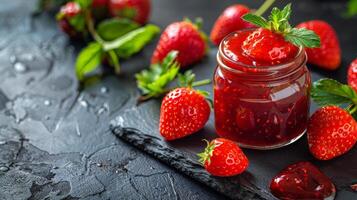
[214,30,311,150]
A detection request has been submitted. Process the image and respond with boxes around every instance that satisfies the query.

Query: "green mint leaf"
[136,51,180,98]
[280,3,292,21]
[345,0,357,17]
[178,70,196,87]
[311,78,357,106]
[103,24,160,57]
[97,18,140,41]
[76,42,103,81]
[242,14,268,28]
[285,28,321,48]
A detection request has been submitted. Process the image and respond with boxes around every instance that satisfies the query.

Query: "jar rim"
[217,29,306,74]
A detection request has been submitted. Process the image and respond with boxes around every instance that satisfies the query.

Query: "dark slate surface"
[110,0,357,200]
[0,0,355,200]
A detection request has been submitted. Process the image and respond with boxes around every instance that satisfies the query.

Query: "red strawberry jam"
[270,162,336,200]
[214,29,310,149]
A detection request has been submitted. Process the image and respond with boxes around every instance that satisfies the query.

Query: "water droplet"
[13,62,27,73]
[9,55,16,63]
[45,116,50,120]
[96,163,102,167]
[75,123,81,137]
[44,100,51,106]
[100,87,109,94]
[0,141,6,145]
[115,169,120,174]
[79,100,88,108]
[0,166,9,172]
[52,166,59,169]
[97,106,107,115]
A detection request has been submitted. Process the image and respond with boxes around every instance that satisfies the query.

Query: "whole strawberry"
[347,58,357,92]
[151,19,208,68]
[159,87,210,140]
[198,138,249,177]
[57,2,83,37]
[307,106,357,160]
[109,0,150,24]
[297,20,341,70]
[210,4,254,46]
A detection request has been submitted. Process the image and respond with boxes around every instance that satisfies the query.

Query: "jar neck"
[217,41,307,82]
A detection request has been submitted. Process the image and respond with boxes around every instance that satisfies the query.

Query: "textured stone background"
[0,0,356,200]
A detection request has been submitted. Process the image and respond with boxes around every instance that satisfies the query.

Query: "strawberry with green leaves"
[158,69,211,140]
[241,4,320,65]
[151,19,208,68]
[198,138,249,177]
[57,1,85,38]
[310,79,357,160]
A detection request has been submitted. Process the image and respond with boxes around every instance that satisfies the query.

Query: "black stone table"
[0,0,356,200]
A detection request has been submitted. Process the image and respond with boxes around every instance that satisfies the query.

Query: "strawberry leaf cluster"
[242,4,320,48]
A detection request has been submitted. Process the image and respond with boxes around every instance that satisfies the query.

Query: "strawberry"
[92,0,109,20]
[241,4,320,66]
[242,28,299,65]
[347,58,357,92]
[210,4,254,46]
[198,138,249,177]
[56,2,84,38]
[159,87,210,140]
[307,106,357,160]
[297,20,341,70]
[109,0,151,24]
[151,20,207,68]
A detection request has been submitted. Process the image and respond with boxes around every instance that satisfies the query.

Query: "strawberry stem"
[192,79,211,87]
[347,104,357,115]
[254,0,276,16]
[84,10,105,44]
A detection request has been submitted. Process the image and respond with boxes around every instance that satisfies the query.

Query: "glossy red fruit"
[235,106,255,131]
[242,28,298,65]
[297,20,341,70]
[92,0,108,8]
[210,4,254,46]
[270,162,335,200]
[109,0,150,24]
[58,2,82,37]
[151,21,207,68]
[159,88,210,140]
[198,138,249,177]
[347,58,357,92]
[92,0,109,20]
[307,106,357,160]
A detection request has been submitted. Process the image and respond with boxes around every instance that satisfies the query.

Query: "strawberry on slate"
[297,20,341,70]
[151,19,208,68]
[159,87,210,140]
[109,0,151,24]
[198,138,249,177]
[348,58,357,92]
[210,4,254,46]
[307,106,357,160]
[57,2,83,37]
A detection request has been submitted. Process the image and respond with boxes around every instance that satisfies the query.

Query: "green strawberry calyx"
[242,3,321,48]
[197,139,216,165]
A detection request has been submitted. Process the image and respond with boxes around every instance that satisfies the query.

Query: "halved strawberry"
[347,58,357,92]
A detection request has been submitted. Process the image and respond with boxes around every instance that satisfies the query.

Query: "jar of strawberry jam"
[214,29,311,149]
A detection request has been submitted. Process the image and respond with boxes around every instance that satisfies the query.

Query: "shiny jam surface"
[214,29,311,148]
[270,162,336,200]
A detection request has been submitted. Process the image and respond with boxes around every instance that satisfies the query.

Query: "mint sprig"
[242,4,320,48]
[345,0,357,17]
[311,79,357,117]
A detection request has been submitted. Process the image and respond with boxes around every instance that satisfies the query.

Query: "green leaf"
[107,50,120,74]
[178,70,196,87]
[242,14,268,28]
[136,51,180,98]
[97,18,140,41]
[311,79,357,106]
[76,42,103,81]
[75,0,92,9]
[103,24,160,58]
[345,0,357,17]
[68,14,86,32]
[285,28,321,48]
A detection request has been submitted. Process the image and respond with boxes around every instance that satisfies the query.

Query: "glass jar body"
[214,32,311,149]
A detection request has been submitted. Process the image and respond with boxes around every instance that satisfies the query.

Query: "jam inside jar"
[214,29,311,149]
